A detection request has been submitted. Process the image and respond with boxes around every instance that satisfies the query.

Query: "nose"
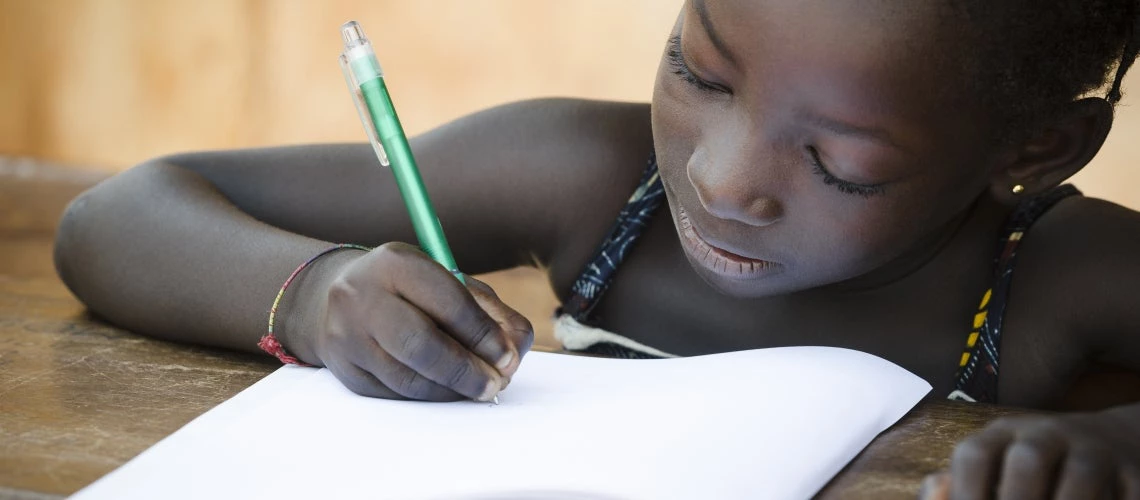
[687,154,783,227]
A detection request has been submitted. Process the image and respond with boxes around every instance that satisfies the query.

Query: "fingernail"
[500,375,511,391]
[917,476,932,499]
[495,350,514,370]
[917,473,947,500]
[478,377,500,402]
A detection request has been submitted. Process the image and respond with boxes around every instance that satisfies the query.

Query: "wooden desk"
[0,159,1027,499]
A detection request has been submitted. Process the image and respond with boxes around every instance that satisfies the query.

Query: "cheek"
[799,145,992,278]
[787,202,908,274]
[789,183,967,285]
[651,74,700,163]
[762,170,963,289]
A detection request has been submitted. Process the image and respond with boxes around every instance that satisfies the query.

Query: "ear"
[988,98,1114,204]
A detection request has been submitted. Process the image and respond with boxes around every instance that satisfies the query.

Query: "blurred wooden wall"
[2,0,1137,346]
[0,0,680,169]
[1,0,1136,204]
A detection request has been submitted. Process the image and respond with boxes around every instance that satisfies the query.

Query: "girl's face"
[652,0,1000,297]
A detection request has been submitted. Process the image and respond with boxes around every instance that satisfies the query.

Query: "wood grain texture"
[0,276,275,497]
[816,401,1029,499]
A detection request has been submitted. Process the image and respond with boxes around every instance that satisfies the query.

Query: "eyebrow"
[800,111,907,152]
[692,0,737,65]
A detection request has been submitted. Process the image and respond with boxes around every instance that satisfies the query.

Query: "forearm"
[53,160,345,356]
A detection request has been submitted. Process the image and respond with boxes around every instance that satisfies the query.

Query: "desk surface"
[0,159,1027,499]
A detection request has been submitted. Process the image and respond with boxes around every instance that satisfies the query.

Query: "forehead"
[690,0,977,147]
[704,0,952,60]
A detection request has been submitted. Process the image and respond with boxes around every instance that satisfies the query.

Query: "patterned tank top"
[553,154,1080,404]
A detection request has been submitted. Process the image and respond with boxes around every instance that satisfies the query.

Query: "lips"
[677,206,778,278]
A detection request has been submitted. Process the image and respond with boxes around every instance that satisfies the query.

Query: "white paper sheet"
[70,347,930,500]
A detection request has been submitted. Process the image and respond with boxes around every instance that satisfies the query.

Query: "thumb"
[464,275,534,374]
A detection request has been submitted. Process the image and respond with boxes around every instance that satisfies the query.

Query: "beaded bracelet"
[259,244,373,365]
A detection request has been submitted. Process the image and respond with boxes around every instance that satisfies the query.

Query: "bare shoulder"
[416,97,654,243]
[415,98,655,290]
[1013,194,1140,370]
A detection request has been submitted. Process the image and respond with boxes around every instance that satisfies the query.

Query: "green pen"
[339,20,464,284]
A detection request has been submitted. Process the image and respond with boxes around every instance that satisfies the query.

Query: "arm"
[53,98,653,356]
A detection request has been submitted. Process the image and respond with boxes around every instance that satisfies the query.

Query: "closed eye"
[806,147,886,198]
[666,36,731,95]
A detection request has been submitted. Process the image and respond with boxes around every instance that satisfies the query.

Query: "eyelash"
[807,147,886,198]
[666,36,730,95]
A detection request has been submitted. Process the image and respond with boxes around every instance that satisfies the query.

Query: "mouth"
[677,206,779,279]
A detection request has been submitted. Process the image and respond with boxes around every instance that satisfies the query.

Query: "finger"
[1119,464,1140,500]
[950,425,1015,500]
[377,243,518,372]
[324,357,405,400]
[919,472,951,500]
[465,275,534,370]
[1053,445,1114,500]
[371,295,503,401]
[322,275,501,402]
[347,334,464,402]
[996,431,1066,500]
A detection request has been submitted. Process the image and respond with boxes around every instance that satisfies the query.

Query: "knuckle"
[990,416,1023,430]
[322,326,352,350]
[952,438,994,465]
[509,317,535,353]
[1006,441,1047,469]
[402,334,447,375]
[375,241,408,256]
[391,368,429,400]
[442,296,478,325]
[373,242,414,269]
[396,324,433,362]
[1123,463,1140,485]
[468,319,500,351]
[495,303,532,331]
[442,359,478,391]
[1067,450,1105,473]
[1027,417,1065,435]
[511,314,534,337]
[466,277,498,297]
[325,275,357,305]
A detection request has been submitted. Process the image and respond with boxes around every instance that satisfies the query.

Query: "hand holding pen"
[283,22,532,402]
[306,244,531,402]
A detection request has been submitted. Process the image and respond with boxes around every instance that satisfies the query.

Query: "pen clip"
[340,54,389,167]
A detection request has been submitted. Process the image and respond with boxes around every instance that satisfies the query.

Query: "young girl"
[55,0,1140,497]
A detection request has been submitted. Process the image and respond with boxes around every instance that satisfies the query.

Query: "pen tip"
[492,395,499,405]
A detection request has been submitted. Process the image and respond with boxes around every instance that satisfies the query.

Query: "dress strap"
[558,154,666,324]
[948,185,1081,403]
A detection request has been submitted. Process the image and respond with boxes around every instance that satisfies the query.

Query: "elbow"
[53,187,93,296]
[51,158,179,302]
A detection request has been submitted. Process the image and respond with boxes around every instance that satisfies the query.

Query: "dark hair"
[952,0,1140,137]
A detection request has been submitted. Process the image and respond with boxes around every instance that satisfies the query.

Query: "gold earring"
[1011,184,1025,194]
